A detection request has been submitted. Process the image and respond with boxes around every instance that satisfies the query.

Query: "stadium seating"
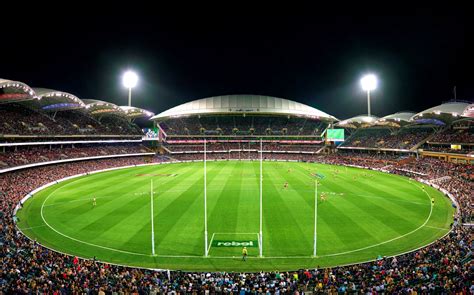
[430,128,474,144]
[0,103,143,136]
[0,144,152,169]
[1,153,471,293]
[0,93,472,293]
[341,127,434,150]
[164,142,324,152]
[160,115,325,136]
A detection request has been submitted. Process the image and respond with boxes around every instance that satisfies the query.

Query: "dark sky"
[1,9,472,120]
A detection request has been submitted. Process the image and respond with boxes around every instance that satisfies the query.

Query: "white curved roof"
[151,95,337,121]
[119,106,154,119]
[379,112,415,122]
[461,104,474,118]
[83,99,125,116]
[0,78,37,101]
[336,115,379,128]
[374,112,415,127]
[411,102,470,122]
[34,88,85,107]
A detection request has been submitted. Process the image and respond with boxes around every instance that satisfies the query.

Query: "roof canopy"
[374,112,415,127]
[119,106,155,119]
[336,115,379,128]
[151,94,338,122]
[83,99,124,116]
[461,104,474,118]
[0,79,37,103]
[411,102,470,124]
[34,88,85,111]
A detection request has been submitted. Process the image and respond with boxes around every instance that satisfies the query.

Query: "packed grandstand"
[1,79,473,293]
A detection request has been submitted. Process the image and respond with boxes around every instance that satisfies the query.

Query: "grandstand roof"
[374,112,415,127]
[151,95,338,121]
[336,115,379,128]
[83,99,124,116]
[411,101,471,124]
[461,104,474,118]
[34,88,85,111]
[119,106,155,119]
[0,79,37,103]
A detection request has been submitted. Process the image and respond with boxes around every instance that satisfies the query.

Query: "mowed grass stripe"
[332,179,427,218]
[154,162,227,255]
[43,164,201,253]
[263,163,312,256]
[208,161,242,235]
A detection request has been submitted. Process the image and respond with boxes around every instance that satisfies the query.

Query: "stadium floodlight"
[122,70,138,107]
[360,74,377,117]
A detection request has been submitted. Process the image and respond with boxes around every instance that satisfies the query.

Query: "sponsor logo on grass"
[213,240,258,247]
[311,173,325,179]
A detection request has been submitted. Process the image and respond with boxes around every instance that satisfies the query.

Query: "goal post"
[150,179,156,256]
[202,139,264,258]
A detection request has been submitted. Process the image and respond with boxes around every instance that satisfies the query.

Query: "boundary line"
[20,161,451,264]
[318,180,434,258]
[425,225,450,230]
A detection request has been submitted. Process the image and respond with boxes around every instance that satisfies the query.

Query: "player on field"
[242,247,248,261]
[283,182,288,189]
[92,197,96,207]
[320,193,327,202]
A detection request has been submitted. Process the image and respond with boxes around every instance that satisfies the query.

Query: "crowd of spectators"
[429,127,474,144]
[171,152,323,162]
[0,152,472,293]
[421,144,473,154]
[0,104,143,136]
[0,144,152,168]
[160,116,325,136]
[165,142,323,153]
[318,152,400,169]
[342,127,434,150]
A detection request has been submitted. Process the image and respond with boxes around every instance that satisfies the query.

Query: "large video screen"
[326,129,345,141]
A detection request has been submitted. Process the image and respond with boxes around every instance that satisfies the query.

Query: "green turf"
[16,161,454,271]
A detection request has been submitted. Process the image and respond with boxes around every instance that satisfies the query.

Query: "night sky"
[1,9,472,120]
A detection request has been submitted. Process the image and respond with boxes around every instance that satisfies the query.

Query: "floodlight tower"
[360,74,377,117]
[122,70,138,107]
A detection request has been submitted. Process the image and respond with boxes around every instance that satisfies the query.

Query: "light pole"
[122,70,138,107]
[360,74,377,117]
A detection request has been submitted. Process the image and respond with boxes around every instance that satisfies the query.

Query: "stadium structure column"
[259,138,263,257]
[204,139,209,257]
[367,90,371,117]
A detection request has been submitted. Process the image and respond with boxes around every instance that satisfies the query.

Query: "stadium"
[1,78,472,293]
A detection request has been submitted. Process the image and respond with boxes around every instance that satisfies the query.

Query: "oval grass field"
[16,161,454,271]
